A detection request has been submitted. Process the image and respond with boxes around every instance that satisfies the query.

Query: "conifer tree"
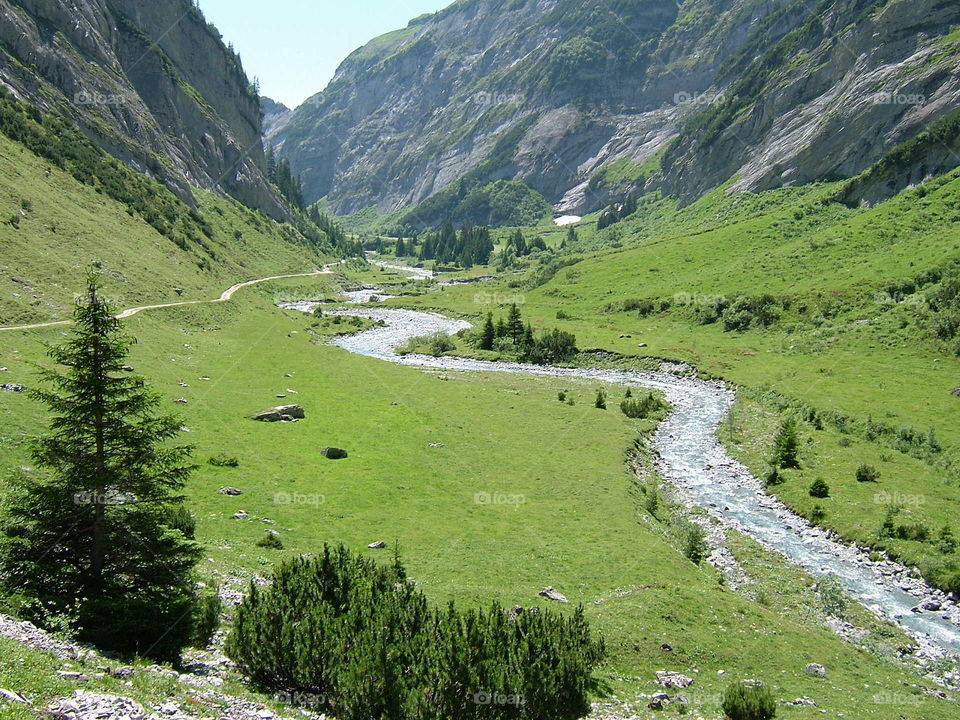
[0,273,201,660]
[480,313,495,350]
[506,303,524,342]
[772,416,801,469]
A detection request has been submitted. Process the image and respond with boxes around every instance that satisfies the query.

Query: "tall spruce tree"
[0,273,202,660]
[480,313,495,350]
[772,416,801,469]
[506,304,524,342]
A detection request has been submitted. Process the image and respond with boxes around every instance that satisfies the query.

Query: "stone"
[0,688,30,704]
[660,643,673,652]
[952,387,960,397]
[922,600,942,611]
[538,586,568,603]
[252,404,305,422]
[57,670,88,682]
[0,383,24,392]
[428,442,445,448]
[804,663,827,677]
[368,540,387,549]
[656,671,694,688]
[637,342,648,348]
[793,697,817,706]
[174,397,188,404]
[219,487,243,496]
[120,365,135,372]
[232,511,249,520]
[321,447,349,459]
[509,605,524,616]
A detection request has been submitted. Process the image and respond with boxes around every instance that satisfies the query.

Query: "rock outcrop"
[0,0,291,219]
[275,0,960,223]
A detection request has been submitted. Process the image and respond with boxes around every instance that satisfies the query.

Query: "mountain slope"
[0,0,289,219]
[275,0,960,226]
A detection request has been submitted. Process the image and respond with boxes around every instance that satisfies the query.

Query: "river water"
[280,291,960,658]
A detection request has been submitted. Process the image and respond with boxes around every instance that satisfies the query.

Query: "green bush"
[226,545,605,720]
[256,532,284,549]
[721,680,776,720]
[595,389,607,409]
[855,464,879,482]
[209,454,240,467]
[192,585,223,648]
[809,478,830,498]
[620,393,666,419]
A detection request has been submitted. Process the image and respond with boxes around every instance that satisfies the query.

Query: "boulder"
[219,487,243,496]
[0,688,30,704]
[922,600,942,612]
[321,447,349,459]
[0,383,24,393]
[252,404,305,422]
[952,387,960,397]
[804,663,827,677]
[538,586,568,603]
[656,671,694,689]
[368,540,387,549]
[232,510,249,520]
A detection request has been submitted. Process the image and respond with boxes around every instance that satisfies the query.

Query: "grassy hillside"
[376,171,960,593]
[0,127,325,326]
[0,278,955,717]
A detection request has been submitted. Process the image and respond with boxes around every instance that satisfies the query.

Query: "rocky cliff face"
[0,0,289,219]
[275,0,960,223]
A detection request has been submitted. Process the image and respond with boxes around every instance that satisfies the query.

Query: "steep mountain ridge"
[0,0,289,219]
[275,0,960,226]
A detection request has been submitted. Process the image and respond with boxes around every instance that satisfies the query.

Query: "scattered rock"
[0,383,24,393]
[793,697,818,706]
[660,643,673,652]
[321,447,348,459]
[174,397,188,404]
[56,670,88,682]
[219,487,243,496]
[120,365,135,372]
[509,605,524,616]
[108,666,135,679]
[368,540,387,549]
[804,663,827,677]
[275,394,286,399]
[656,671,694,688]
[0,688,30,704]
[232,511,249,520]
[922,600,942,612]
[951,387,960,397]
[538,586,568,603]
[428,442,445,448]
[252,404,305,422]
[637,342,648,348]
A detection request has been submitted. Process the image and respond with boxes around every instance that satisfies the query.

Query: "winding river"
[283,279,960,660]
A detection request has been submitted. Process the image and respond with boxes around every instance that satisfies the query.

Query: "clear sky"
[196,0,453,108]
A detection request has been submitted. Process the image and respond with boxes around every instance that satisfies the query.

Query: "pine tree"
[506,304,524,342]
[480,313,495,350]
[772,417,800,469]
[494,317,508,339]
[0,273,202,660]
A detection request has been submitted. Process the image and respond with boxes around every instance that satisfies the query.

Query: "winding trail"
[0,264,342,333]
[283,276,960,660]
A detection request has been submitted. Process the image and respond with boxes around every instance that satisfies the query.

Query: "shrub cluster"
[226,545,605,720]
[620,392,666,419]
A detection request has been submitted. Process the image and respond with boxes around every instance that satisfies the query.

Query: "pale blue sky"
[196,0,453,108]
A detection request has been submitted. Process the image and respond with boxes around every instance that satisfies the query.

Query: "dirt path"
[0,263,341,333]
